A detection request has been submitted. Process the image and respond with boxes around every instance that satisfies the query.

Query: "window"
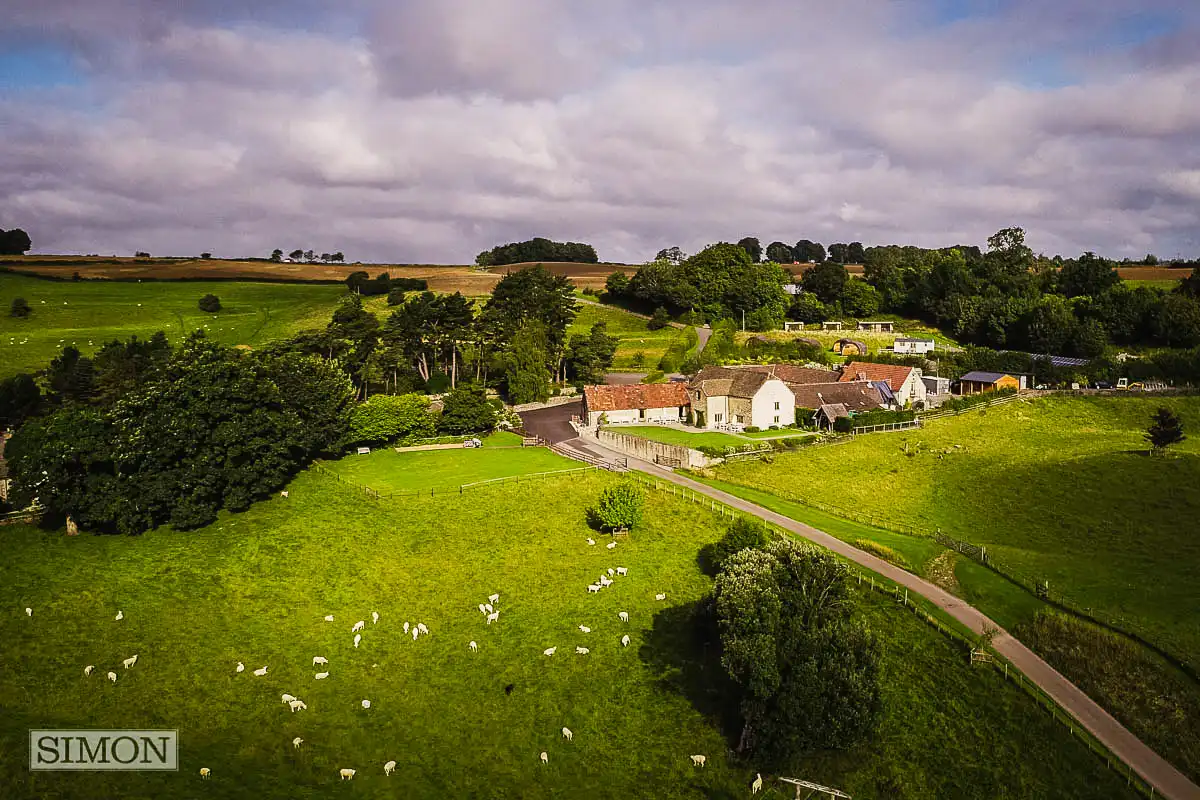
[774,416,780,424]
[736,415,744,423]
[774,401,780,410]
[714,413,723,423]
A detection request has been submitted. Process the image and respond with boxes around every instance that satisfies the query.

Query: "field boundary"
[309,460,600,499]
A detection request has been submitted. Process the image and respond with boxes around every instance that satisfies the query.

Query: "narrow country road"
[560,436,1200,800]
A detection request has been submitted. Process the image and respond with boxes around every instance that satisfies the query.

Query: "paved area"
[518,400,582,444]
[562,438,1200,800]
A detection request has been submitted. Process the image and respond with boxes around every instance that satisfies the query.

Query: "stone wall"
[597,430,711,469]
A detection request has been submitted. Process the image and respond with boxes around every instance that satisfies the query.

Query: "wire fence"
[625,471,1160,799]
[309,460,601,500]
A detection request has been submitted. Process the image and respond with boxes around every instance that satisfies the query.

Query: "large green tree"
[349,393,435,444]
[438,383,496,434]
[1058,252,1120,298]
[737,237,763,263]
[483,266,578,382]
[764,241,794,264]
[801,261,849,304]
[567,322,619,385]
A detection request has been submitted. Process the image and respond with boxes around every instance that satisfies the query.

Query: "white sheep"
[403,622,410,634]
[200,767,211,779]
[412,628,419,641]
[236,662,245,673]
[469,641,478,652]
[384,760,396,776]
[25,607,32,617]
[540,751,548,764]
[107,671,117,683]
[488,593,500,603]
[324,614,334,622]
[315,672,329,680]
[122,654,138,669]
[587,584,601,594]
[752,773,763,794]
[483,603,493,614]
[578,625,591,633]
[418,623,429,635]
[361,699,371,709]
[618,611,629,622]
[599,576,612,587]
[281,693,296,704]
[280,491,289,498]
[543,647,557,656]
[486,612,499,625]
[84,665,95,676]
[562,727,573,741]
[289,699,307,712]
[607,568,615,576]
[616,567,628,576]
[313,656,328,666]
[351,620,365,633]
[655,593,666,601]
[621,635,630,647]
[575,646,590,655]
[478,603,488,615]
[114,610,124,621]
[690,755,707,767]
[254,666,268,676]
[293,737,303,749]
[372,611,379,625]
[354,634,361,648]
[587,538,595,546]
[339,768,356,780]
[606,542,617,550]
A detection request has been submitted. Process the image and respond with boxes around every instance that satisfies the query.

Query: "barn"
[581,383,691,426]
[957,371,1025,395]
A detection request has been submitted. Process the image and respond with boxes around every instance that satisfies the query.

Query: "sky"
[0,0,1198,264]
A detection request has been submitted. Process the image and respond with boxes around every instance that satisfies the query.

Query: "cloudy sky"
[1,0,1198,263]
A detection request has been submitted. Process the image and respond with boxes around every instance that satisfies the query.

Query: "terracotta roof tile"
[838,361,915,390]
[583,382,690,412]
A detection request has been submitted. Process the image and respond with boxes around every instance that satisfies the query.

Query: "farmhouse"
[893,337,936,355]
[956,371,1026,395]
[834,338,868,356]
[839,361,927,408]
[688,366,794,429]
[581,383,690,426]
[857,320,895,333]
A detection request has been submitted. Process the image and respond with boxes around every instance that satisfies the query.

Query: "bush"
[438,383,496,435]
[647,307,671,330]
[833,417,853,433]
[744,426,761,433]
[386,288,407,305]
[588,481,645,530]
[348,393,436,444]
[10,297,31,318]
[704,517,772,574]
[852,539,911,570]
[198,294,221,312]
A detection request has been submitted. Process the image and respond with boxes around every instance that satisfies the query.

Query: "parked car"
[1095,381,1114,389]
[462,438,483,448]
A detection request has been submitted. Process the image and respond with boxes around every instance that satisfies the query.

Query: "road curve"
[566,437,1200,800]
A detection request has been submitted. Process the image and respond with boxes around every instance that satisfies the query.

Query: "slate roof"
[788,380,885,412]
[839,361,916,390]
[958,371,1014,384]
[689,366,771,399]
[742,364,838,385]
[583,382,690,412]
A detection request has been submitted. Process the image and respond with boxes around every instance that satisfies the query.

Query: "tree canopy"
[0,227,32,255]
[475,237,599,267]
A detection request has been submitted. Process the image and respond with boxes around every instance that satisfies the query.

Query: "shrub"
[439,383,496,434]
[852,539,911,571]
[648,307,671,330]
[589,482,645,530]
[833,417,853,433]
[706,517,772,574]
[348,393,435,444]
[744,426,761,433]
[198,294,221,312]
[10,297,31,318]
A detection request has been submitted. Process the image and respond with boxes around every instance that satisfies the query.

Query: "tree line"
[475,237,599,267]
[270,249,346,263]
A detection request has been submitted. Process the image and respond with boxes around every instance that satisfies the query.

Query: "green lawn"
[0,273,345,377]
[568,303,687,370]
[612,425,811,451]
[0,469,1134,799]
[712,395,1200,671]
[321,440,581,494]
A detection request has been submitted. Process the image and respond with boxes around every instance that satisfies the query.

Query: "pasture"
[568,302,689,370]
[0,469,1134,799]
[610,425,811,450]
[0,272,345,378]
[712,395,1200,672]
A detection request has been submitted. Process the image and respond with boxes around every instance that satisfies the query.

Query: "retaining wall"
[597,430,710,469]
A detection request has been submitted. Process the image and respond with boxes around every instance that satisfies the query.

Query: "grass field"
[712,395,1200,672]
[0,272,345,377]
[320,440,580,494]
[0,468,1135,799]
[1124,279,1181,290]
[568,302,688,370]
[610,425,812,451]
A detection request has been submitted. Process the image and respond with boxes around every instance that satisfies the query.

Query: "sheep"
[607,568,615,576]
[587,538,595,546]
[621,635,630,647]
[122,654,138,669]
[690,755,707,767]
[655,593,666,601]
[751,773,763,794]
[114,610,124,621]
[351,620,366,633]
[618,611,629,622]
[384,760,396,776]
[339,768,356,780]
[315,672,329,680]
[200,767,211,779]
[417,622,429,635]
[486,611,499,625]
[587,584,601,594]
[293,737,303,749]
[361,699,371,709]
[289,699,307,712]
[599,576,612,587]
[540,751,548,764]
[412,628,419,641]
[578,625,591,633]
[478,603,488,615]
[616,567,628,576]
[372,611,379,625]
[469,641,478,652]
[562,727,573,741]
[606,542,617,550]
[483,603,494,614]
[575,646,590,655]
[254,666,268,676]
[403,622,410,634]
[25,608,32,617]
[313,656,328,666]
[324,615,335,622]
[488,593,500,603]
[354,634,362,648]
[236,662,245,673]
[107,671,117,683]
[280,491,289,498]
[84,665,94,676]
[282,693,296,704]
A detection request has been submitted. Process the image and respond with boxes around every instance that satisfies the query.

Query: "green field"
[1124,279,1181,290]
[568,303,687,370]
[0,273,344,377]
[610,425,811,451]
[712,396,1200,672]
[321,439,580,494]
[0,468,1134,799]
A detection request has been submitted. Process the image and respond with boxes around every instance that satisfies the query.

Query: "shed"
[833,338,868,356]
[821,321,844,331]
[893,337,936,355]
[957,371,1024,395]
[813,403,850,429]
[857,321,895,333]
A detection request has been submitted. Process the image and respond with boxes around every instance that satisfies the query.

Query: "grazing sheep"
[587,538,595,546]
[616,567,628,576]
[599,576,612,587]
[578,625,591,633]
[607,568,615,576]
[372,611,379,625]
[354,634,361,648]
[486,612,499,625]
[254,666,268,676]
[752,773,763,794]
[417,623,429,635]
[282,693,296,704]
[315,672,329,680]
[540,751,548,764]
[84,665,95,676]
[324,615,334,622]
[107,671,117,683]
[621,635,630,647]
[690,755,706,767]
[236,662,245,673]
[339,768,356,780]
[412,628,419,641]
[587,584,601,594]
[122,654,138,669]
[606,542,617,550]
[200,767,211,779]
[483,603,493,614]
[403,622,410,634]
[361,699,371,709]
[488,593,499,603]
[351,620,365,633]
[313,656,328,666]
[280,491,288,498]
[114,610,124,621]
[289,699,307,712]
[293,737,303,749]
[618,611,629,622]
[478,603,488,615]
[25,608,32,617]
[562,727,573,741]
[384,760,396,776]
[655,593,666,601]
[543,647,557,656]
[575,647,590,655]
[469,641,478,652]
